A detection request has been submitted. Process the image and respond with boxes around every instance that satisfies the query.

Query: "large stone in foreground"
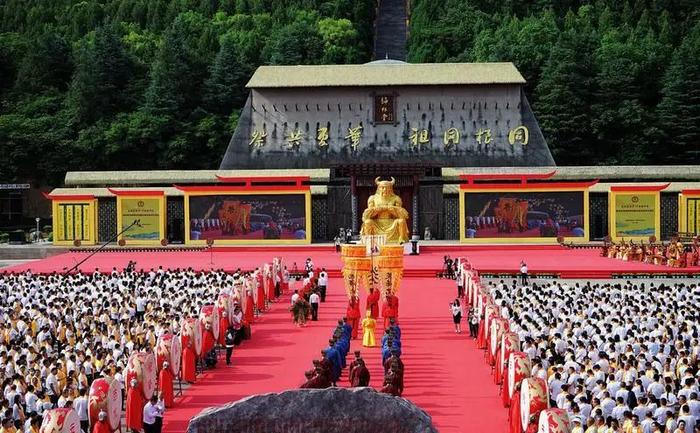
[187,387,438,433]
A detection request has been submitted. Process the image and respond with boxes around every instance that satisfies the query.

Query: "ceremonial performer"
[181,331,197,383]
[366,287,380,319]
[361,310,376,347]
[159,361,174,408]
[351,358,371,387]
[92,411,111,433]
[126,379,144,433]
[346,296,361,339]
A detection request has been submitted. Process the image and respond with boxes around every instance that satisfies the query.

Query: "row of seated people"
[0,261,288,433]
[603,239,699,267]
[301,318,355,388]
[486,279,700,433]
[300,316,404,396]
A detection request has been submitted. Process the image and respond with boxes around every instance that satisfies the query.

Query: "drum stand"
[176,377,184,397]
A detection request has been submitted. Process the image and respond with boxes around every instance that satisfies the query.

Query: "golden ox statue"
[360,177,409,243]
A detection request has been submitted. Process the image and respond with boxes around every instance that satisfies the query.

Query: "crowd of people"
[289,261,328,326]
[477,277,700,433]
[380,320,404,396]
[604,238,699,268]
[0,257,290,433]
[299,315,404,395]
[300,318,356,388]
[295,266,404,396]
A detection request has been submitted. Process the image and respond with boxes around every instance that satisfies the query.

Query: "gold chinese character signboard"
[317,126,329,148]
[409,128,430,149]
[345,124,363,151]
[249,129,267,148]
[443,127,460,149]
[508,126,529,146]
[475,128,492,145]
[286,129,303,149]
[374,95,395,124]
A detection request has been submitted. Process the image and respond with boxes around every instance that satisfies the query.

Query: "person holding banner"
[366,287,380,319]
[159,362,174,408]
[126,379,144,433]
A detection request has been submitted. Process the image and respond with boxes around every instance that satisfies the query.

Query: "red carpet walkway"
[162,276,506,432]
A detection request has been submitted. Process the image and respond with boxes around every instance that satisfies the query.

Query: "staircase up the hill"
[373,0,408,61]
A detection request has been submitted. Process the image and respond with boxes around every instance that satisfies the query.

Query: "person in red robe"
[255,271,265,312]
[201,324,215,356]
[244,289,255,324]
[181,335,197,383]
[126,379,144,433]
[159,362,175,408]
[346,297,361,339]
[502,377,510,407]
[366,287,380,319]
[218,309,230,346]
[476,316,486,348]
[92,411,111,433]
[382,294,399,329]
[281,267,290,293]
[495,348,502,383]
[509,389,521,433]
[266,274,275,301]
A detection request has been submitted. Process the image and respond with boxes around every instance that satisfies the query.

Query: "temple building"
[45,62,700,246]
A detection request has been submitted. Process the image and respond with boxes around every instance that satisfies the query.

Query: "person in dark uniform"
[224,326,236,365]
[351,359,371,387]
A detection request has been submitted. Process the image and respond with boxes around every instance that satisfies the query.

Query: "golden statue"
[360,177,410,243]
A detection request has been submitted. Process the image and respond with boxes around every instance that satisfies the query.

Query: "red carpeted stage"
[4,244,700,279]
[2,244,698,432]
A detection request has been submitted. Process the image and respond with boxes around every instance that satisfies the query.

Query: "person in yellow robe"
[362,311,376,348]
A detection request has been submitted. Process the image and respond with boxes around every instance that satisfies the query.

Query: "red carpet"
[161,276,506,433]
[6,245,695,431]
[5,245,698,279]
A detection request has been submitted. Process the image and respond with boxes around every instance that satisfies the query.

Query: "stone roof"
[64,169,331,186]
[441,181,700,194]
[245,63,526,88]
[441,166,700,181]
[50,185,329,197]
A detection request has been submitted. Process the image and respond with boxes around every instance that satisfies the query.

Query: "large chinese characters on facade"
[220,63,555,170]
[360,177,410,243]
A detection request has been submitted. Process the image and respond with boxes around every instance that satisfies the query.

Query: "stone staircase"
[373,0,408,61]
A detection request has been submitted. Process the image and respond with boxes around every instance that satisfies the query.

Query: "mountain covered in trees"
[409,0,700,166]
[0,0,699,186]
[0,0,374,185]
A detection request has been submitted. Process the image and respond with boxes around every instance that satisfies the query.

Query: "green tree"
[535,28,596,163]
[204,33,251,114]
[657,23,700,162]
[318,18,361,64]
[14,31,73,93]
[266,14,324,65]
[68,25,135,125]
[591,30,650,163]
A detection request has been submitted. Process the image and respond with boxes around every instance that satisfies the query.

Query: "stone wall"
[187,387,437,433]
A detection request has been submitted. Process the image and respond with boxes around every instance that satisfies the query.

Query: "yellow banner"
[120,198,162,241]
[55,202,93,241]
[614,193,656,238]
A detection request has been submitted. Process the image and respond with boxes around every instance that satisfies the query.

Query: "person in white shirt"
[74,388,89,433]
[519,261,528,286]
[678,404,696,432]
[135,294,147,320]
[291,290,300,305]
[143,395,164,433]
[688,393,700,418]
[318,269,328,302]
[46,368,59,405]
[24,386,38,414]
[309,291,320,321]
